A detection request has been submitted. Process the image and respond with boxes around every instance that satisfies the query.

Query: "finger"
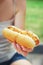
[14,43,24,54]
[12,42,17,50]
[20,46,33,52]
[16,44,22,53]
[21,51,28,56]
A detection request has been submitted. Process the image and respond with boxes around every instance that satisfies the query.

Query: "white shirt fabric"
[0,19,16,63]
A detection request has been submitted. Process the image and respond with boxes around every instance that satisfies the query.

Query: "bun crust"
[2,26,39,48]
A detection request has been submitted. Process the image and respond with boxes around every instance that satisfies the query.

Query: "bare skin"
[0,0,14,21]
[0,0,32,65]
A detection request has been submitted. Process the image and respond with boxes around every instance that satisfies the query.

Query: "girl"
[0,0,32,65]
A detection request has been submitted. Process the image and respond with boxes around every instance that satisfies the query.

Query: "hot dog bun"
[2,26,40,48]
[8,26,40,46]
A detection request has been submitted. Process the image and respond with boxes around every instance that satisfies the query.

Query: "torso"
[0,0,24,62]
[0,0,17,62]
[0,0,15,22]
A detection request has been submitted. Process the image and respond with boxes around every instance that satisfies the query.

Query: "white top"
[0,19,16,63]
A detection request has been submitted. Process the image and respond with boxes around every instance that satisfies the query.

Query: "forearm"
[15,11,26,29]
[14,0,26,30]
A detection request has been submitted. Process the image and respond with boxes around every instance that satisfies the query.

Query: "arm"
[14,0,26,29]
[13,0,33,56]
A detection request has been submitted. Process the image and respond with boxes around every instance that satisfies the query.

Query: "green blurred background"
[25,0,43,43]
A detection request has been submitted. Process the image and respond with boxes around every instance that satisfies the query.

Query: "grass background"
[25,0,43,43]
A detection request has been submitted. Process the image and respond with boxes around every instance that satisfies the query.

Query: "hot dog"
[2,26,40,49]
[7,26,40,46]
